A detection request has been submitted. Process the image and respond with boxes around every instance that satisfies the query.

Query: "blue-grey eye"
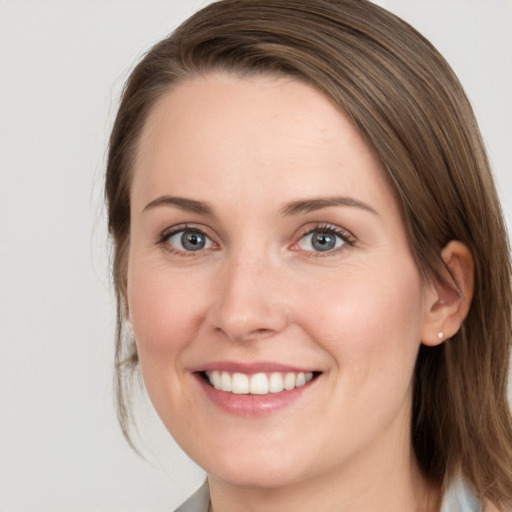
[166,229,213,252]
[298,229,345,252]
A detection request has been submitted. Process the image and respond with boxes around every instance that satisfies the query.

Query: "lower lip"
[195,374,317,417]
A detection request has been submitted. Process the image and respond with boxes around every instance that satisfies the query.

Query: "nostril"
[253,328,272,335]
[213,325,280,343]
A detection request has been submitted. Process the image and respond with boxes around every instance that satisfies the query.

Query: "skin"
[127,73,472,512]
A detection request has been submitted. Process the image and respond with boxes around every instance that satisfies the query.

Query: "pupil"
[312,232,335,251]
[181,231,205,251]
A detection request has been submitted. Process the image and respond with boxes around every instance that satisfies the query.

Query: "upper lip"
[191,361,319,374]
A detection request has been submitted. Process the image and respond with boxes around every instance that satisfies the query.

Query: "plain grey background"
[1,1,511,510]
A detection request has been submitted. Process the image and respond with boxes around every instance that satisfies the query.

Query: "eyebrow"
[280,196,378,216]
[142,196,214,215]
[142,195,377,217]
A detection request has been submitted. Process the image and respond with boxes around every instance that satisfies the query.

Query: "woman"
[105,0,512,510]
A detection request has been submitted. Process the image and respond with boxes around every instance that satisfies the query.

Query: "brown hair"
[105,0,512,506]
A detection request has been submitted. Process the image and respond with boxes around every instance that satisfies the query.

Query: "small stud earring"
[437,331,444,340]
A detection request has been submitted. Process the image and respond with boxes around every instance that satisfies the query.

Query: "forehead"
[132,72,398,219]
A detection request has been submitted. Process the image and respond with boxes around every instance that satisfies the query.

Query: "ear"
[421,241,474,346]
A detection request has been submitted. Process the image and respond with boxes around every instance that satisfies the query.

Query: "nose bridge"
[210,245,289,342]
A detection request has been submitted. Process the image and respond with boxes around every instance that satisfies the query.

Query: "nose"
[207,253,290,343]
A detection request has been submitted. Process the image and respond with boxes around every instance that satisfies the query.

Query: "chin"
[209,466,302,490]
[191,443,307,489]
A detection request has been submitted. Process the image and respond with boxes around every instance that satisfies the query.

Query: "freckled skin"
[127,73,439,511]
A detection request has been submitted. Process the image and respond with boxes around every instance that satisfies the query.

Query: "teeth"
[249,373,268,395]
[211,371,222,389]
[296,372,307,387]
[232,372,249,394]
[205,370,315,395]
[284,372,296,390]
[269,372,284,393]
[220,371,232,392]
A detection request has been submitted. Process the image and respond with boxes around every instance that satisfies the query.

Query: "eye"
[164,228,214,252]
[295,225,354,253]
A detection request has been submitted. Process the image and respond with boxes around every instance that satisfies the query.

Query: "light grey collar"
[173,481,210,512]
[440,476,482,512]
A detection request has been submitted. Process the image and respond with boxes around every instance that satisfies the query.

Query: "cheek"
[127,264,210,364]
[300,261,425,376]
[297,262,426,450]
[126,262,216,422]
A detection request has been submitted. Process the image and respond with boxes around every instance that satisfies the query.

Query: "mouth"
[199,370,320,395]
[193,362,323,416]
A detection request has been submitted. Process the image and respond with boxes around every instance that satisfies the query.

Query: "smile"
[204,370,315,395]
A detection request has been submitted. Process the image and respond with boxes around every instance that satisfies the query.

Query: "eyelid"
[290,223,356,255]
[155,221,355,257]
[156,223,218,255]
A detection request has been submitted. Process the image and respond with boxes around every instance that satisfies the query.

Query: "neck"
[209,461,440,512]
[207,419,441,512]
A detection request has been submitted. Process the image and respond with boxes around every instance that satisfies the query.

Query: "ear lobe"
[421,241,474,347]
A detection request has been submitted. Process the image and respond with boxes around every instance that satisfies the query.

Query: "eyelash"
[156,223,217,257]
[293,223,356,257]
[156,222,356,257]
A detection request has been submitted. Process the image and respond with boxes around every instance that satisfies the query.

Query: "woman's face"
[128,73,435,489]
